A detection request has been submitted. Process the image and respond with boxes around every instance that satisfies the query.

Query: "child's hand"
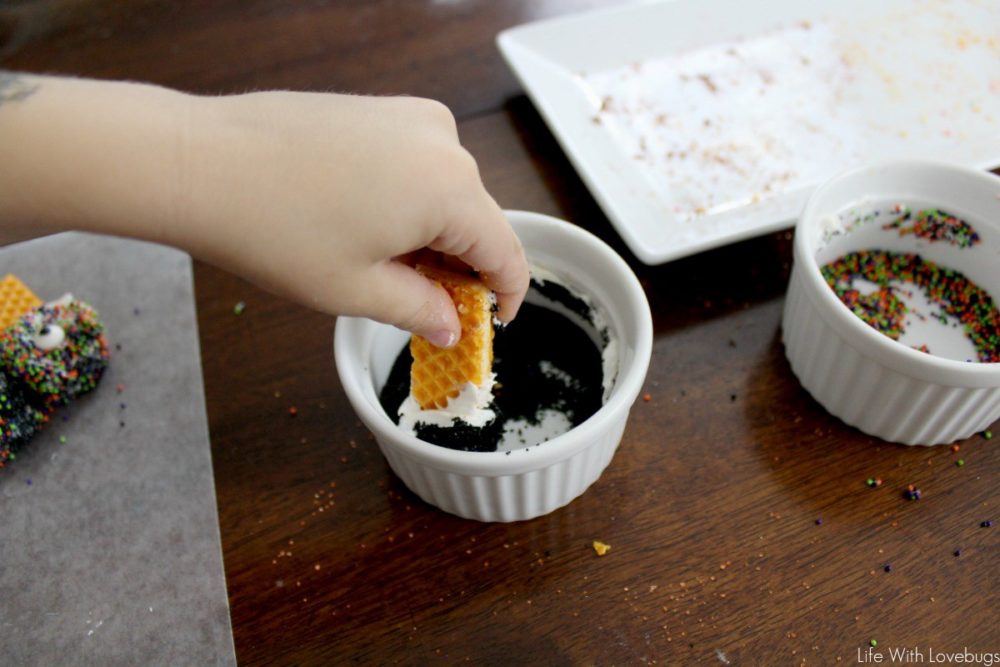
[0,76,529,347]
[180,92,529,347]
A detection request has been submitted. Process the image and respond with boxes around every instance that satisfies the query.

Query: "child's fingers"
[362,260,461,348]
[431,194,530,324]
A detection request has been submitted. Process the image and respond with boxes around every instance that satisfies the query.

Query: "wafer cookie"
[0,274,42,330]
[410,266,495,410]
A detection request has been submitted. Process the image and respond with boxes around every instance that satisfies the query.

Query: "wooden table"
[6,2,998,664]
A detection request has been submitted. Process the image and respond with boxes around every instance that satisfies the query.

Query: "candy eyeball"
[32,324,66,351]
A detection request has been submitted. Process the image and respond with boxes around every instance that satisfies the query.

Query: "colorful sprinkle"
[882,208,981,248]
[592,540,611,556]
[883,564,892,573]
[822,250,1000,362]
[233,301,246,316]
[903,484,921,501]
[0,372,45,462]
[870,639,878,648]
[289,406,298,417]
[956,458,965,467]
[982,520,993,528]
[984,430,993,440]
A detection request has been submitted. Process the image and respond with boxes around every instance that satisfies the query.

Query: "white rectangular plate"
[498,0,1000,264]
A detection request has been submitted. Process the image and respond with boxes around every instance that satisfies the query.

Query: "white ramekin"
[334,210,652,521]
[783,161,1000,445]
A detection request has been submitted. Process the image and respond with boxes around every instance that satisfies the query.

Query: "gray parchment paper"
[0,233,235,666]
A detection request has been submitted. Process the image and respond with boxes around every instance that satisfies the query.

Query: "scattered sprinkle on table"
[233,301,246,316]
[984,430,993,440]
[981,520,993,528]
[904,485,922,501]
[289,406,298,417]
[592,541,611,557]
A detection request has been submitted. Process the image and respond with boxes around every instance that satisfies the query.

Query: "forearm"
[0,71,192,246]
[0,73,528,337]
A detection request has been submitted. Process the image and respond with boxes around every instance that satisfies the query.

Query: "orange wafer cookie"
[0,274,42,330]
[410,266,495,410]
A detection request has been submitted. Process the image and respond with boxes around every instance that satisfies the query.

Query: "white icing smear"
[498,409,573,452]
[398,373,497,431]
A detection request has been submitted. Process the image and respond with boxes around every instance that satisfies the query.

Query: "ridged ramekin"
[335,210,652,521]
[783,161,1000,445]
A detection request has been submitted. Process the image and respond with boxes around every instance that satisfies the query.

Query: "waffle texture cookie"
[410,266,496,410]
[0,274,42,330]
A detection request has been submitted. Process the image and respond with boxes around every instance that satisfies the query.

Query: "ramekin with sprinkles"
[783,161,1000,445]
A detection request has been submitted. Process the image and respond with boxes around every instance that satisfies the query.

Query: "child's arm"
[0,73,529,347]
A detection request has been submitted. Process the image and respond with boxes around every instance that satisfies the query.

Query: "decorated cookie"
[0,295,110,411]
[0,370,47,467]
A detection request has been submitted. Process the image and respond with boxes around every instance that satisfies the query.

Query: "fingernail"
[426,329,458,348]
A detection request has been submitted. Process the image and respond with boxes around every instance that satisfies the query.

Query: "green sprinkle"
[957,459,965,467]
[870,639,878,648]
[866,478,876,487]
[58,435,66,444]
[984,430,993,440]
[233,301,246,316]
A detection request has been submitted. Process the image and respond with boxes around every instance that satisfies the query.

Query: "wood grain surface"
[4,1,998,664]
